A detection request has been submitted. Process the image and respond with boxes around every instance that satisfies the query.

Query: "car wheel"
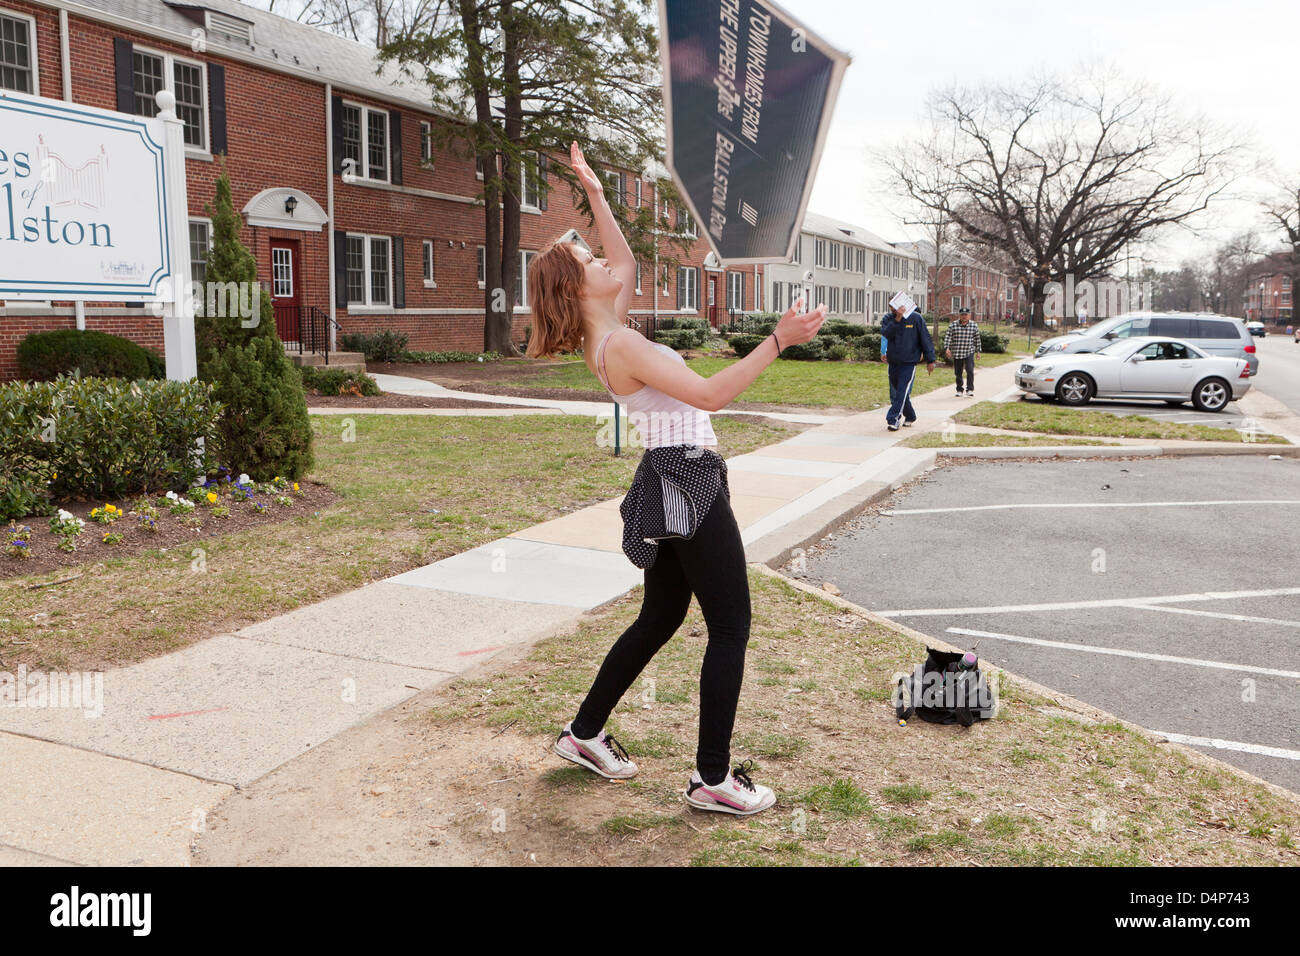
[1056,373,1093,406]
[1192,377,1230,413]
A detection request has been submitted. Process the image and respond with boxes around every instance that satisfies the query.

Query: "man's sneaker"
[955,389,963,398]
[554,723,637,779]
[902,420,915,427]
[684,760,776,816]
[887,422,900,431]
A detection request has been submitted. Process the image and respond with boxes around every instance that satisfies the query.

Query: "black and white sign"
[657,0,849,265]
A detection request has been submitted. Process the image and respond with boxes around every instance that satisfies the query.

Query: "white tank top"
[594,329,718,448]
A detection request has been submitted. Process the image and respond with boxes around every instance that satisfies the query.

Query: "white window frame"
[829,242,840,271]
[341,99,389,183]
[476,245,486,289]
[188,217,212,286]
[677,266,699,311]
[133,44,209,155]
[634,177,642,208]
[422,239,436,288]
[726,271,744,311]
[951,296,962,312]
[0,9,38,95]
[521,151,542,211]
[792,237,802,265]
[814,238,827,267]
[951,266,964,285]
[516,249,538,308]
[635,260,643,295]
[345,232,392,308]
[419,120,433,165]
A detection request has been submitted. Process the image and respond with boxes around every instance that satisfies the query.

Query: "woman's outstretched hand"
[570,142,604,198]
[775,298,827,347]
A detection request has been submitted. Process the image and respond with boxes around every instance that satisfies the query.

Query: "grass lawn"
[954,400,1290,444]
[395,569,1300,866]
[0,412,802,671]
[900,431,1109,449]
[511,351,1015,409]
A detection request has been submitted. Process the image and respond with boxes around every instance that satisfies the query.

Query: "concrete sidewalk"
[0,353,1175,866]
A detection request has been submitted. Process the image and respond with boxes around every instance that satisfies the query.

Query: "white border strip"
[1153,732,1300,763]
[879,586,1300,619]
[884,499,1300,516]
[946,626,1300,680]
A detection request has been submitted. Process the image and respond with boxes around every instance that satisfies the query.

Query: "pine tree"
[195,167,314,480]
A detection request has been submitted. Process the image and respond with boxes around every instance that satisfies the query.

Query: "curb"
[749,563,1300,813]
[745,450,936,568]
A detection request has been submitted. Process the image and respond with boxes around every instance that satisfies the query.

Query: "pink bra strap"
[595,328,619,392]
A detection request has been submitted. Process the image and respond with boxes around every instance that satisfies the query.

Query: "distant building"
[1243,253,1294,323]
[765,212,926,324]
[903,241,1022,323]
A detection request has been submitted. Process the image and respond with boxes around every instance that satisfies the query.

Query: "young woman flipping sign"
[526,143,826,815]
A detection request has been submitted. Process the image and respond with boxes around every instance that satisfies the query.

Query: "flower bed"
[2,467,338,581]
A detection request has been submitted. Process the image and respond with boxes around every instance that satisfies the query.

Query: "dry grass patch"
[393,570,1300,866]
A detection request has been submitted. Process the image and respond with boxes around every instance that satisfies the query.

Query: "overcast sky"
[793,0,1298,269]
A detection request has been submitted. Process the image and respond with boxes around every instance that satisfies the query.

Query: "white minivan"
[1035,312,1259,375]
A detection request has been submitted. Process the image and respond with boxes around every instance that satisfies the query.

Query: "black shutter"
[331,96,344,175]
[334,230,348,306]
[208,63,228,155]
[537,154,548,211]
[618,172,626,206]
[392,237,405,309]
[389,110,403,185]
[676,269,684,310]
[113,38,135,113]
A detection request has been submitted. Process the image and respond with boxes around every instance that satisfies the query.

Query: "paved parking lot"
[796,455,1300,793]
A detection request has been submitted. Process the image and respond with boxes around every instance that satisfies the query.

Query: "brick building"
[0,0,726,379]
[1243,253,1294,324]
[903,241,1023,324]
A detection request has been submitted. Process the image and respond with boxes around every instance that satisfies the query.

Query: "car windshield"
[1096,339,1134,356]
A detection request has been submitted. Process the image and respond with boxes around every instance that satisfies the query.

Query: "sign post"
[0,88,194,379]
[657,0,849,266]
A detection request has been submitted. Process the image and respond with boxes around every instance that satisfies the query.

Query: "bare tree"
[884,70,1242,326]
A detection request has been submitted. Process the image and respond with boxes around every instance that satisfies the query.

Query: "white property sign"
[0,90,174,301]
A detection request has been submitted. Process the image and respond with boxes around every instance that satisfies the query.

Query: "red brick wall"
[0,2,733,377]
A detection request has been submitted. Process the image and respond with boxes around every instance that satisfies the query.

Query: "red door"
[270,239,301,343]
[708,273,721,327]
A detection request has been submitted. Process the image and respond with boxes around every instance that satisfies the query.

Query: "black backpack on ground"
[894,648,996,726]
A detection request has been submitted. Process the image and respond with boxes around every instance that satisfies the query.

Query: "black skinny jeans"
[572,489,751,785]
[954,353,976,391]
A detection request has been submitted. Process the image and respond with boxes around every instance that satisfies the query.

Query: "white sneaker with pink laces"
[554,722,638,779]
[684,760,776,815]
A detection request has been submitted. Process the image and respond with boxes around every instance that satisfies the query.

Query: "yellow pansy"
[207,492,218,503]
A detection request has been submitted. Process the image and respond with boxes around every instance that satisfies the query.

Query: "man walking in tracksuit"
[942,307,981,397]
[880,303,936,431]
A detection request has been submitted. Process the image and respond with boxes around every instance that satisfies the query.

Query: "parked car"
[1016,336,1252,412]
[1035,312,1259,375]
[1246,321,1267,337]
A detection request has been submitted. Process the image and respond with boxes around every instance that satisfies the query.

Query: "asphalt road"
[1251,332,1300,416]
[795,456,1300,794]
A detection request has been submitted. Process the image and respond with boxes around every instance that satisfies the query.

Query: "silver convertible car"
[1015,336,1252,412]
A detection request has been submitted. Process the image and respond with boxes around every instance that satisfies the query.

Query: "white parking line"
[882,499,1300,516]
[1153,732,1300,763]
[1130,605,1300,629]
[945,626,1300,680]
[878,586,1300,618]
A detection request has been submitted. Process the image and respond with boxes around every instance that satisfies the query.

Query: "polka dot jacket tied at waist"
[619,445,730,570]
